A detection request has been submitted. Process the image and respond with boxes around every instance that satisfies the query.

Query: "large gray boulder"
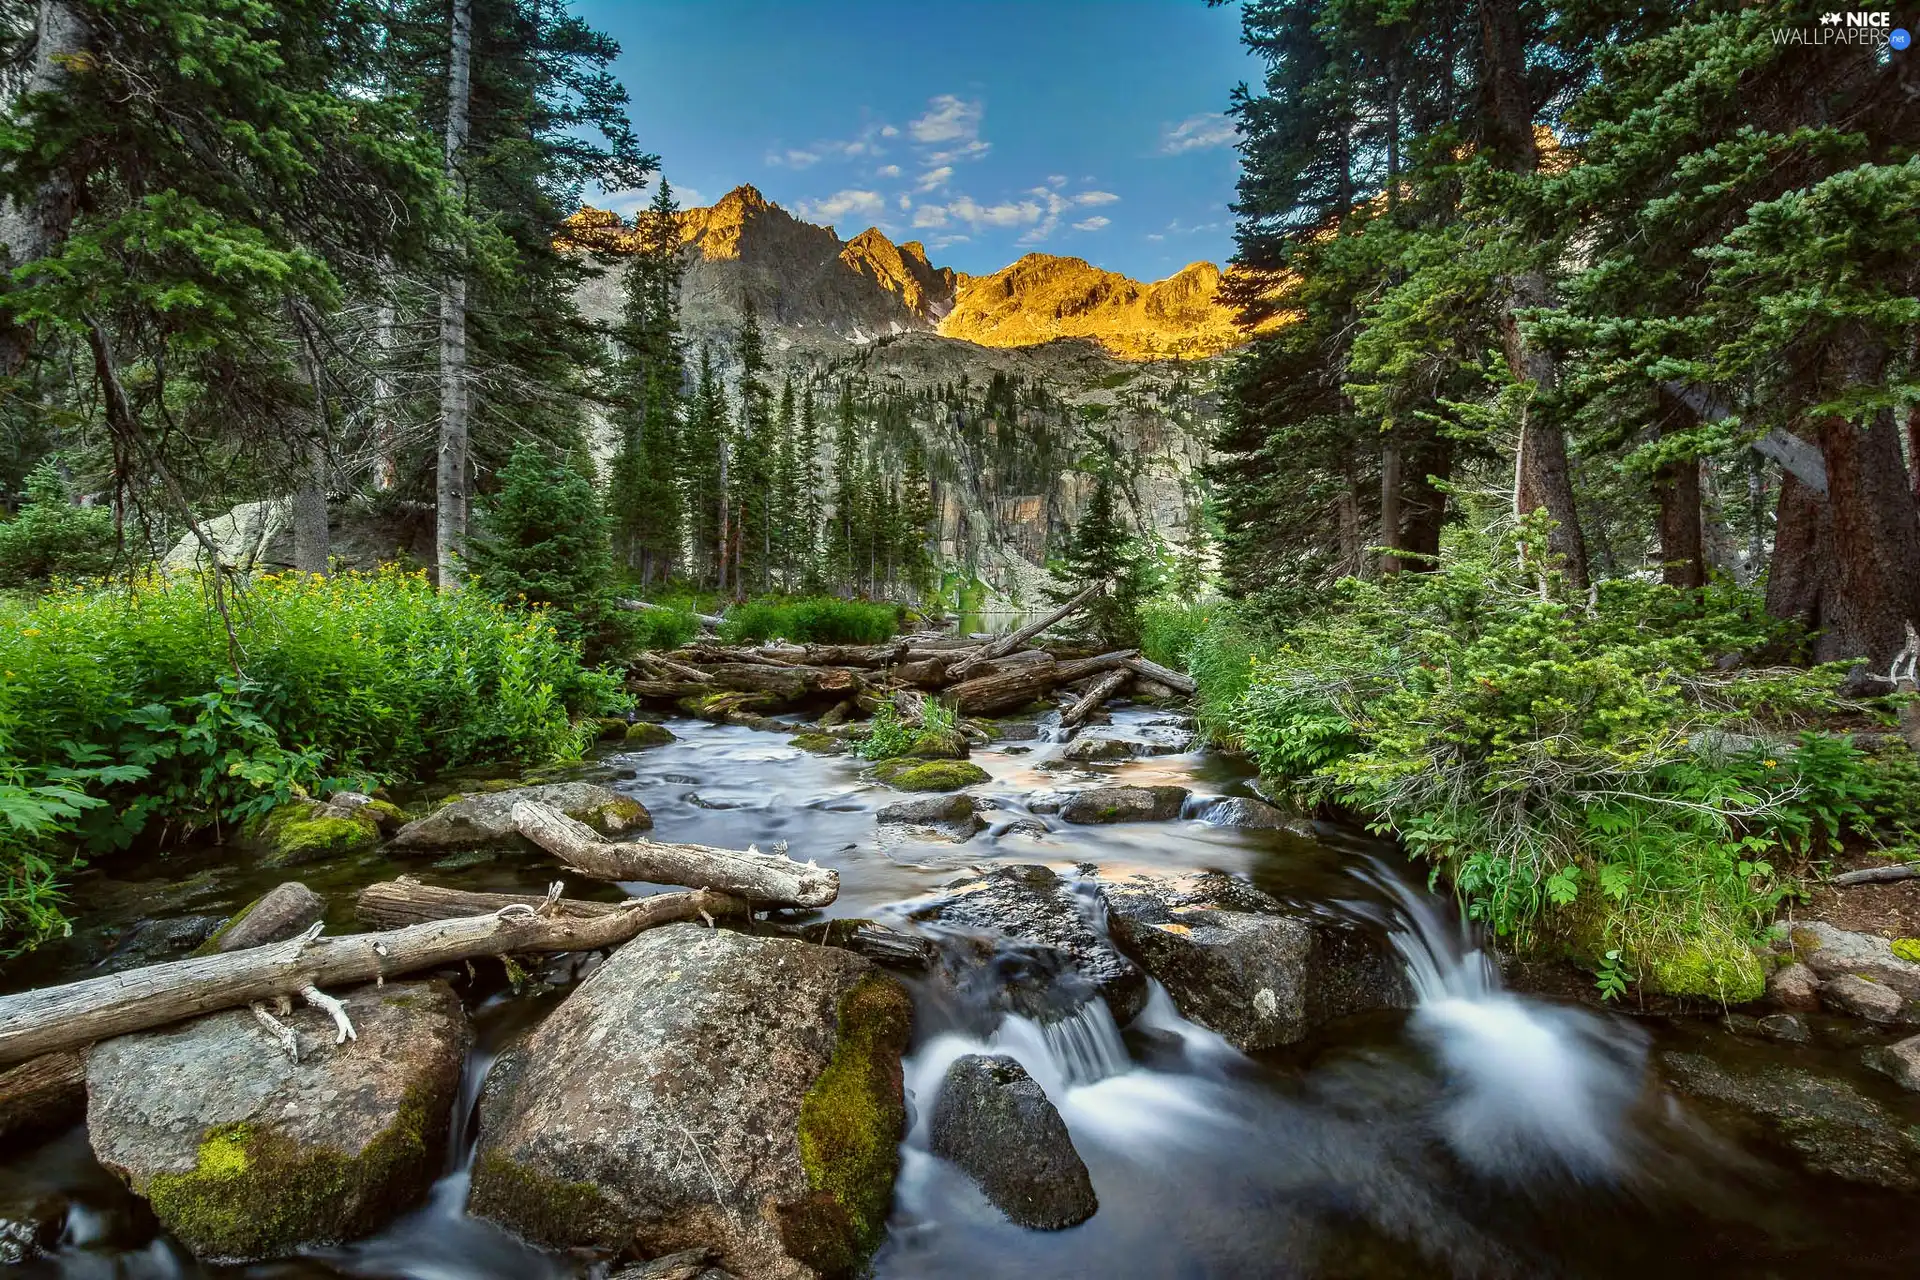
[907,865,1147,1024]
[876,793,985,843]
[1195,796,1314,836]
[389,781,650,851]
[194,881,325,955]
[1791,921,1920,1000]
[86,981,469,1261]
[929,1055,1096,1229]
[1662,1050,1920,1188]
[467,925,912,1280]
[1058,785,1189,824]
[1101,873,1411,1049]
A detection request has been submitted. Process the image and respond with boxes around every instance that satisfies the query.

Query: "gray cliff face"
[572,188,1221,611]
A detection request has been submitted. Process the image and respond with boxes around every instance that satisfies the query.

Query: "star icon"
[1821,11,1842,23]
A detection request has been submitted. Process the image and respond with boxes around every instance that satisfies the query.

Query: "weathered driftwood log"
[354,878,748,931]
[1061,667,1133,730]
[946,649,1138,715]
[627,679,711,701]
[620,599,722,631]
[1831,863,1920,887]
[0,891,742,1065]
[634,653,715,684]
[1123,654,1197,696]
[892,656,951,687]
[738,641,907,668]
[699,662,863,700]
[0,1050,85,1141]
[944,582,1103,681]
[512,800,839,908]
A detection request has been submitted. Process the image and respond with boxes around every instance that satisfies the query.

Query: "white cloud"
[910,94,981,144]
[897,193,911,210]
[1145,232,1165,241]
[911,203,949,228]
[1072,216,1111,232]
[1075,190,1119,206]
[1159,112,1237,155]
[949,194,1046,229]
[917,165,954,191]
[928,138,991,164]
[881,124,899,137]
[876,164,902,178]
[1047,174,1067,187]
[797,189,886,222]
[768,148,821,168]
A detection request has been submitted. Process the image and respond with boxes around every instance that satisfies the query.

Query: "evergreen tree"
[827,382,863,592]
[794,386,825,590]
[1050,435,1153,646]
[772,376,800,589]
[607,179,685,584]
[682,348,728,588]
[732,297,774,595]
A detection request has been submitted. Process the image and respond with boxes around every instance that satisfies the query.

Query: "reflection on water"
[6,709,1920,1277]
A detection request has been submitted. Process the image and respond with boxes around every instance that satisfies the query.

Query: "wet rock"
[1864,1035,1920,1092]
[390,781,651,851]
[468,926,911,1280]
[1766,961,1821,1012]
[870,758,990,792]
[86,981,469,1261]
[1195,796,1313,835]
[1058,785,1189,824]
[1820,973,1913,1024]
[1025,790,1073,815]
[990,721,1043,742]
[1757,1013,1812,1045]
[904,729,970,760]
[928,1055,1096,1230]
[193,882,326,956]
[907,865,1146,1023]
[240,797,383,868]
[325,792,407,832]
[993,817,1051,840]
[0,1189,66,1265]
[1791,921,1920,1001]
[876,793,985,843]
[95,914,226,970]
[1061,736,1135,763]
[612,1247,739,1279]
[624,721,677,748]
[788,732,846,755]
[1102,873,1412,1050]
[1660,1050,1920,1188]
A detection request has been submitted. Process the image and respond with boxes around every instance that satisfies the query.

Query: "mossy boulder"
[904,729,969,760]
[789,732,846,755]
[468,925,910,1280]
[85,981,469,1261]
[623,721,677,748]
[240,798,382,869]
[678,691,782,722]
[191,882,325,957]
[870,758,990,792]
[389,782,650,852]
[1058,784,1190,824]
[595,717,632,741]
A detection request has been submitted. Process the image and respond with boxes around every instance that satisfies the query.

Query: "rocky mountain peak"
[839,226,958,324]
[937,253,1247,361]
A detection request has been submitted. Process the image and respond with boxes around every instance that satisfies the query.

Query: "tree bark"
[0,893,740,1066]
[944,582,1103,680]
[1379,439,1403,575]
[511,801,839,908]
[1060,668,1131,730]
[291,315,330,575]
[1400,432,1452,568]
[372,296,399,492]
[354,878,745,931]
[435,0,473,592]
[0,0,89,377]
[1122,654,1196,695]
[1653,397,1706,590]
[946,650,1137,715]
[0,1051,84,1142]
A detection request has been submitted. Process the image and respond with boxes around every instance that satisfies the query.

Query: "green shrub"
[625,603,700,651]
[1189,516,1887,1000]
[0,566,627,954]
[0,461,119,587]
[1138,596,1216,672]
[719,596,898,645]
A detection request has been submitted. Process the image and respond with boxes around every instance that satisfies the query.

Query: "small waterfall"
[1346,860,1650,1183]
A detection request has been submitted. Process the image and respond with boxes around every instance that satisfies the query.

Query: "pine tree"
[772,376,799,589]
[896,442,938,598]
[1050,435,1152,646]
[732,297,774,595]
[794,386,825,590]
[607,179,685,584]
[827,382,863,593]
[681,348,728,588]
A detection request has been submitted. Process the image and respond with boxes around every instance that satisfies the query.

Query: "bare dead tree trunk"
[0,0,88,377]
[291,311,331,575]
[435,0,473,592]
[1379,438,1403,575]
[372,294,399,492]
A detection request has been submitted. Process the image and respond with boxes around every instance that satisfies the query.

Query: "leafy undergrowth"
[0,567,626,955]
[719,596,899,645]
[1177,517,1909,1001]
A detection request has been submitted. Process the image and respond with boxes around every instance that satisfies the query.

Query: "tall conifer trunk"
[0,0,88,377]
[435,0,473,591]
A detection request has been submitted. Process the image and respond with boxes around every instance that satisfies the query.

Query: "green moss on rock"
[143,1090,439,1260]
[870,758,989,792]
[905,729,969,760]
[595,717,631,741]
[1892,938,1920,965]
[789,732,845,755]
[467,1151,623,1249]
[246,801,380,869]
[623,721,676,748]
[786,974,912,1274]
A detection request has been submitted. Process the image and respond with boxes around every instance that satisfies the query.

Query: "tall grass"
[719,596,899,645]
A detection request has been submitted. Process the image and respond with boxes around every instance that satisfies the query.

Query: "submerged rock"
[193,882,325,956]
[1195,796,1313,836]
[1058,785,1188,824]
[1101,873,1411,1049]
[1865,1035,1920,1092]
[1060,736,1135,763]
[389,781,651,851]
[876,793,985,843]
[929,1055,1096,1229]
[468,925,911,1280]
[907,865,1146,1024]
[1661,1050,1920,1189]
[870,758,990,792]
[0,1189,66,1265]
[86,981,469,1261]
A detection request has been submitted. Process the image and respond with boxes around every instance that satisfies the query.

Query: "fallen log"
[635,653,715,684]
[1123,654,1197,696]
[1061,667,1133,730]
[0,890,742,1066]
[944,583,1103,681]
[513,800,839,908]
[626,679,712,701]
[0,1050,85,1141]
[354,878,749,931]
[1831,863,1920,887]
[947,649,1138,716]
[620,599,723,631]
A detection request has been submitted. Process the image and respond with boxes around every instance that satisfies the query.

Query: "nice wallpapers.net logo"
[1775,11,1911,46]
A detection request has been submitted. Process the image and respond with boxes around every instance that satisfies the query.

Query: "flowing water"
[5,709,1919,1277]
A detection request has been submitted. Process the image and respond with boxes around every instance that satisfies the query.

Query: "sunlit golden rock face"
[937,254,1251,361]
[839,228,958,324]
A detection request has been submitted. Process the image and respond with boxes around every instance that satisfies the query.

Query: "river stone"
[467,925,912,1280]
[1660,1050,1920,1188]
[1766,961,1821,1012]
[240,797,383,868]
[390,782,651,851]
[1061,736,1135,763]
[1058,785,1189,824]
[1102,873,1412,1050]
[1791,921,1920,1001]
[1820,973,1913,1024]
[1865,1035,1920,1092]
[929,1054,1096,1229]
[907,865,1147,1024]
[86,980,469,1261]
[1196,796,1314,835]
[0,1189,66,1265]
[194,881,325,956]
[876,793,985,843]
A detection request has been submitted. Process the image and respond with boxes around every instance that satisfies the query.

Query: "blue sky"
[576,0,1259,281]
